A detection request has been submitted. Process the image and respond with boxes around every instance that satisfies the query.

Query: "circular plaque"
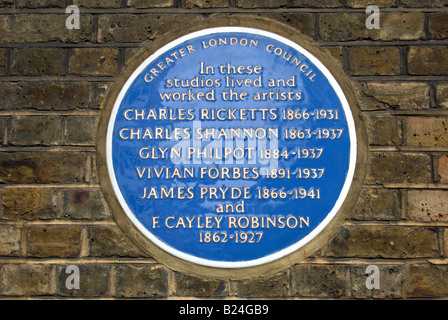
[105,27,357,269]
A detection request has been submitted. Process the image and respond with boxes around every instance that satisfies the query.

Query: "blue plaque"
[106,27,357,268]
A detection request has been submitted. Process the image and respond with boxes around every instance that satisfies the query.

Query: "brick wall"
[0,0,447,299]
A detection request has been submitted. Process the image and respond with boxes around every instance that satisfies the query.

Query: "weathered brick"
[350,265,404,299]
[2,187,58,220]
[236,0,287,8]
[233,270,289,298]
[319,13,424,41]
[98,14,206,43]
[115,265,168,298]
[63,116,99,146]
[366,116,402,146]
[128,0,175,7]
[348,47,400,76]
[408,190,448,222]
[323,46,343,65]
[88,225,147,258]
[0,152,88,184]
[436,83,448,109]
[174,272,229,297]
[429,13,448,40]
[17,0,66,7]
[69,48,119,77]
[0,14,92,43]
[404,264,448,298]
[95,82,113,109]
[291,265,348,298]
[351,188,400,221]
[445,229,448,256]
[11,48,62,76]
[0,82,91,111]
[263,13,314,38]
[326,225,439,259]
[9,116,60,146]
[27,225,81,258]
[0,48,6,76]
[1,264,52,296]
[56,264,110,297]
[345,0,396,7]
[0,225,21,256]
[184,0,229,8]
[62,188,110,220]
[0,118,5,145]
[290,0,342,6]
[98,14,152,43]
[406,117,448,147]
[0,0,14,8]
[357,82,430,111]
[73,0,122,8]
[438,155,448,183]
[401,0,448,7]
[366,152,431,184]
[408,47,448,76]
